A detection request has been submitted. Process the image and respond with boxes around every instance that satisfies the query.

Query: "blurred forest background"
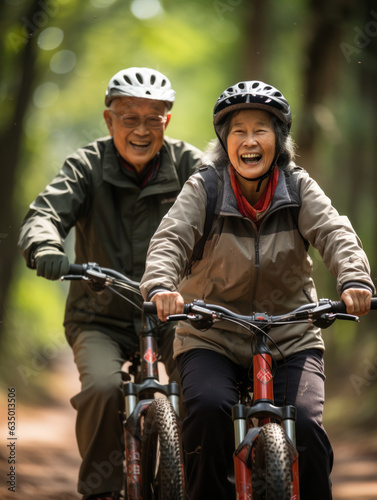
[0,0,377,435]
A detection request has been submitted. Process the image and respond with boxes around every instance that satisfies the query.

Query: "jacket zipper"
[253,201,301,272]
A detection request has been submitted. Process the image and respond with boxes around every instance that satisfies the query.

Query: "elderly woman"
[140,81,374,500]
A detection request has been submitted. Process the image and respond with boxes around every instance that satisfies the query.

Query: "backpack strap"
[186,165,308,277]
[185,165,220,276]
[283,167,310,251]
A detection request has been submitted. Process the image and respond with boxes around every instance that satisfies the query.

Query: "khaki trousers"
[71,327,178,496]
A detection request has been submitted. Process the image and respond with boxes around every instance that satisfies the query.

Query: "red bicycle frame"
[232,332,300,499]
[123,319,181,499]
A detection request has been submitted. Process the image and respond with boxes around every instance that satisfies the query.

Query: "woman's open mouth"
[241,153,262,165]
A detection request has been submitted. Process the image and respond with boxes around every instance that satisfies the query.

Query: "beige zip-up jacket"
[140,164,374,366]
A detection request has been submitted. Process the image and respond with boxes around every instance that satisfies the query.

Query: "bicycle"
[143,296,377,499]
[61,263,185,500]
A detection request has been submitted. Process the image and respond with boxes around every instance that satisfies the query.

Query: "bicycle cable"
[214,314,290,406]
[107,285,143,312]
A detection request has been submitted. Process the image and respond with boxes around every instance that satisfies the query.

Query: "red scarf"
[118,152,161,188]
[230,165,279,223]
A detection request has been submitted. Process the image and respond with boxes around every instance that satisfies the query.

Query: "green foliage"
[2,0,377,424]
[2,0,245,382]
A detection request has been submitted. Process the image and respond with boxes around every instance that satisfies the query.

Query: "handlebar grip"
[331,297,377,313]
[330,301,347,313]
[143,302,157,314]
[68,263,85,275]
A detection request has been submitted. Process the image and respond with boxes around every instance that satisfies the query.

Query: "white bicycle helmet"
[213,80,292,132]
[105,67,176,109]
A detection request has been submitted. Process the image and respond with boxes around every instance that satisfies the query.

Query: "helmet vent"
[213,79,292,131]
[105,68,176,107]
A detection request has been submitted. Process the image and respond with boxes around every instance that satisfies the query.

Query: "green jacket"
[18,136,202,350]
[140,164,375,365]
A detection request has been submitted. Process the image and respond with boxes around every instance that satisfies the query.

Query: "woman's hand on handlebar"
[151,291,185,322]
[340,288,372,316]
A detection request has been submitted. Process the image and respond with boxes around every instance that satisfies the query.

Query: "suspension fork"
[122,316,159,500]
[233,335,299,499]
[233,346,275,500]
[234,345,275,449]
[124,383,142,500]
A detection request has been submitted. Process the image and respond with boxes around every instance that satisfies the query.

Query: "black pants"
[176,348,333,500]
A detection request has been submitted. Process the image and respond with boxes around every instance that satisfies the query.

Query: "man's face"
[104,96,170,173]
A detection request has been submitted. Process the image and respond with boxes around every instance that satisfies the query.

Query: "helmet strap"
[235,163,275,192]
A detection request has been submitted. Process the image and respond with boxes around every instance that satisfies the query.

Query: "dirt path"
[0,350,81,500]
[1,350,376,499]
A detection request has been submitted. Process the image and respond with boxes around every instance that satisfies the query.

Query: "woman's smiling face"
[227,109,276,181]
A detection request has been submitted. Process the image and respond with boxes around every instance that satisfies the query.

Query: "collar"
[230,166,279,222]
[219,165,300,217]
[117,150,161,188]
[102,137,181,195]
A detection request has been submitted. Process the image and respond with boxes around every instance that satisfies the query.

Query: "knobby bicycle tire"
[141,398,184,500]
[251,423,293,500]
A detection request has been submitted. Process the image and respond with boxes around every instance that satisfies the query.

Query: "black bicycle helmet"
[213,80,292,192]
[213,80,292,132]
[105,67,176,109]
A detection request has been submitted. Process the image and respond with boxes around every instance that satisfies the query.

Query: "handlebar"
[143,302,158,315]
[61,262,140,288]
[142,298,377,330]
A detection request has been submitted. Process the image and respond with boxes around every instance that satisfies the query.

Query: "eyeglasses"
[109,110,167,129]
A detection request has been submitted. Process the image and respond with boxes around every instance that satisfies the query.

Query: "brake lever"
[311,312,359,329]
[332,313,359,322]
[61,275,87,281]
[61,270,115,292]
[167,314,189,321]
[167,311,215,331]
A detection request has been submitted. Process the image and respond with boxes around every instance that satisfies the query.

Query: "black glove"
[33,246,70,280]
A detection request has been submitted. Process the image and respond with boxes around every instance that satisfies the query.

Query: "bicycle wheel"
[251,423,293,500]
[141,398,184,500]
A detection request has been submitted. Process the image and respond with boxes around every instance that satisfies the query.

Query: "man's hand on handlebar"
[340,288,372,316]
[151,291,184,322]
[33,246,70,281]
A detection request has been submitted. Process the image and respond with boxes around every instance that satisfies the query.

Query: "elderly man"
[18,67,202,500]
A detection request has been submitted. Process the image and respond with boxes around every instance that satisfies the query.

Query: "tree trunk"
[0,0,41,343]
[296,0,354,181]
[360,2,377,274]
[244,0,269,80]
